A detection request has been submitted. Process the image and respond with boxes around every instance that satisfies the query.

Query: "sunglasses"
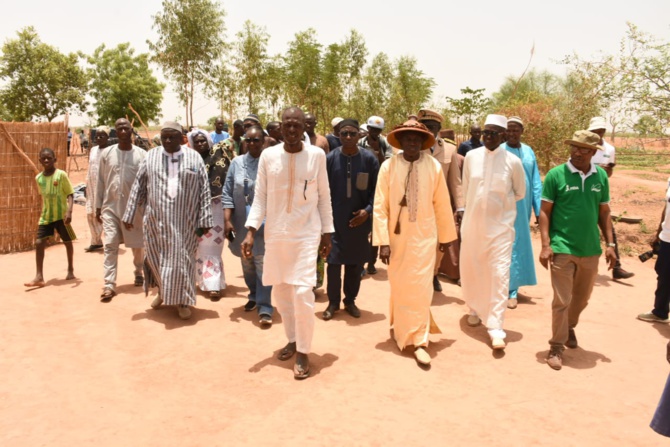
[245,137,262,143]
[482,130,500,137]
[340,131,359,138]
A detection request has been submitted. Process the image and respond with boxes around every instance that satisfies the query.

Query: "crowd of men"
[24,107,669,391]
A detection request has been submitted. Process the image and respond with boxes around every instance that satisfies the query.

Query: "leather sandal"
[100,288,116,302]
[293,353,310,380]
[277,342,297,361]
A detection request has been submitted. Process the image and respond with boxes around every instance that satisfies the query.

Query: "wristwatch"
[607,243,616,248]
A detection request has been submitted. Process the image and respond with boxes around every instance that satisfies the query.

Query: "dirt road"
[0,168,668,446]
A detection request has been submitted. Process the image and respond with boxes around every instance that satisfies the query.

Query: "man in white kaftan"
[461,114,526,350]
[84,126,110,252]
[95,119,146,301]
[373,119,457,366]
[242,107,334,380]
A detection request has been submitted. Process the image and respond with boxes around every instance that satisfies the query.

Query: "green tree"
[88,43,164,126]
[0,27,88,121]
[633,115,664,137]
[148,0,226,127]
[446,87,492,130]
[284,28,322,111]
[385,56,435,127]
[232,20,270,114]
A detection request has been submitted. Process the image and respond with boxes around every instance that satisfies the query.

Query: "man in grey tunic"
[96,119,146,301]
[123,122,213,320]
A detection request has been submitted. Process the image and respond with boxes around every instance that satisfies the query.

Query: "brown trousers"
[549,254,599,351]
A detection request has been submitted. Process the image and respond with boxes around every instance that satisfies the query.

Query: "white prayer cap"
[484,114,507,129]
[588,117,607,131]
[507,116,523,127]
[96,125,111,135]
[161,121,183,133]
[331,117,344,127]
[360,124,368,131]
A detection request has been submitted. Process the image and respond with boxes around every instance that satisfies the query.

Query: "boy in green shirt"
[539,130,617,370]
[24,148,76,288]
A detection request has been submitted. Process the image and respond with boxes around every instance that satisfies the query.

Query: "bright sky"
[1,0,668,127]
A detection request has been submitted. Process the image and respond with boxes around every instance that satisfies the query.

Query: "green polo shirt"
[542,162,610,257]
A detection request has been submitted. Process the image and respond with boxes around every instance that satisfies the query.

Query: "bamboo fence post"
[0,122,40,175]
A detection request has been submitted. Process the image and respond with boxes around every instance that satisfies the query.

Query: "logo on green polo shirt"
[591,184,602,192]
[565,185,580,192]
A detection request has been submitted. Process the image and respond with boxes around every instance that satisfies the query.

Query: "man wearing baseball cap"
[359,115,393,276]
[417,109,464,291]
[588,117,634,280]
[540,130,617,370]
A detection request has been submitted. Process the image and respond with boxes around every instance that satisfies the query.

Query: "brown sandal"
[100,288,116,302]
[277,342,297,361]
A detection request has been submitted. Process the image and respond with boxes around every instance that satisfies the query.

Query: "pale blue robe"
[503,142,542,297]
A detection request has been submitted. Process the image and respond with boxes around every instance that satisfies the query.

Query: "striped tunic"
[123,146,213,306]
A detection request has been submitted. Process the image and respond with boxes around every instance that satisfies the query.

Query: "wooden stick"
[0,122,40,175]
[128,103,155,148]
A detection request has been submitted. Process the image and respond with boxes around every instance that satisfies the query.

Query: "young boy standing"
[24,148,76,287]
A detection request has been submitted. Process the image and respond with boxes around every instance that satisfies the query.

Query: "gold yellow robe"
[373,152,457,350]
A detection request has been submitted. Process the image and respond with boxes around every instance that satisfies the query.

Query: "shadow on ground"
[248,351,339,378]
[535,347,612,370]
[131,307,220,329]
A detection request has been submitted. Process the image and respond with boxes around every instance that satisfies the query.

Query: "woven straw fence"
[0,121,67,253]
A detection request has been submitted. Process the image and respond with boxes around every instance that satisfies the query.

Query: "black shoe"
[566,328,578,349]
[244,300,257,312]
[433,275,442,292]
[323,304,338,320]
[344,302,361,318]
[360,268,367,279]
[613,267,634,280]
[367,264,378,275]
[85,244,103,252]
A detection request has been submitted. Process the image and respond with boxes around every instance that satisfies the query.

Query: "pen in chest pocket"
[304,180,308,200]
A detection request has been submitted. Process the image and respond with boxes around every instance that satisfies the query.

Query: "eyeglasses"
[245,137,262,143]
[482,130,500,137]
[340,131,358,138]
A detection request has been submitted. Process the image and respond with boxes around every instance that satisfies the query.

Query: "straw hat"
[387,120,436,150]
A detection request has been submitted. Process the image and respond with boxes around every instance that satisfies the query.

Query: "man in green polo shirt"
[539,130,617,370]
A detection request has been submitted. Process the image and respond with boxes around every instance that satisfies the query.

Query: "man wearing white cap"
[84,126,110,253]
[326,117,343,152]
[502,116,543,309]
[588,117,634,280]
[123,121,213,320]
[359,115,392,275]
[461,114,526,350]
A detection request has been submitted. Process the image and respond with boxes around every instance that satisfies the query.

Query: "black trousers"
[327,263,362,307]
[652,241,670,319]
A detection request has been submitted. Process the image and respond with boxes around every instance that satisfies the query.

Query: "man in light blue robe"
[502,116,542,308]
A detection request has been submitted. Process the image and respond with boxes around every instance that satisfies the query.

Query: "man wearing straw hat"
[84,126,110,253]
[460,114,526,351]
[373,119,456,366]
[95,119,147,302]
[587,116,634,280]
[540,130,616,370]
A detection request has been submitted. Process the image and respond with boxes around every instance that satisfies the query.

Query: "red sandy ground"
[0,168,669,446]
